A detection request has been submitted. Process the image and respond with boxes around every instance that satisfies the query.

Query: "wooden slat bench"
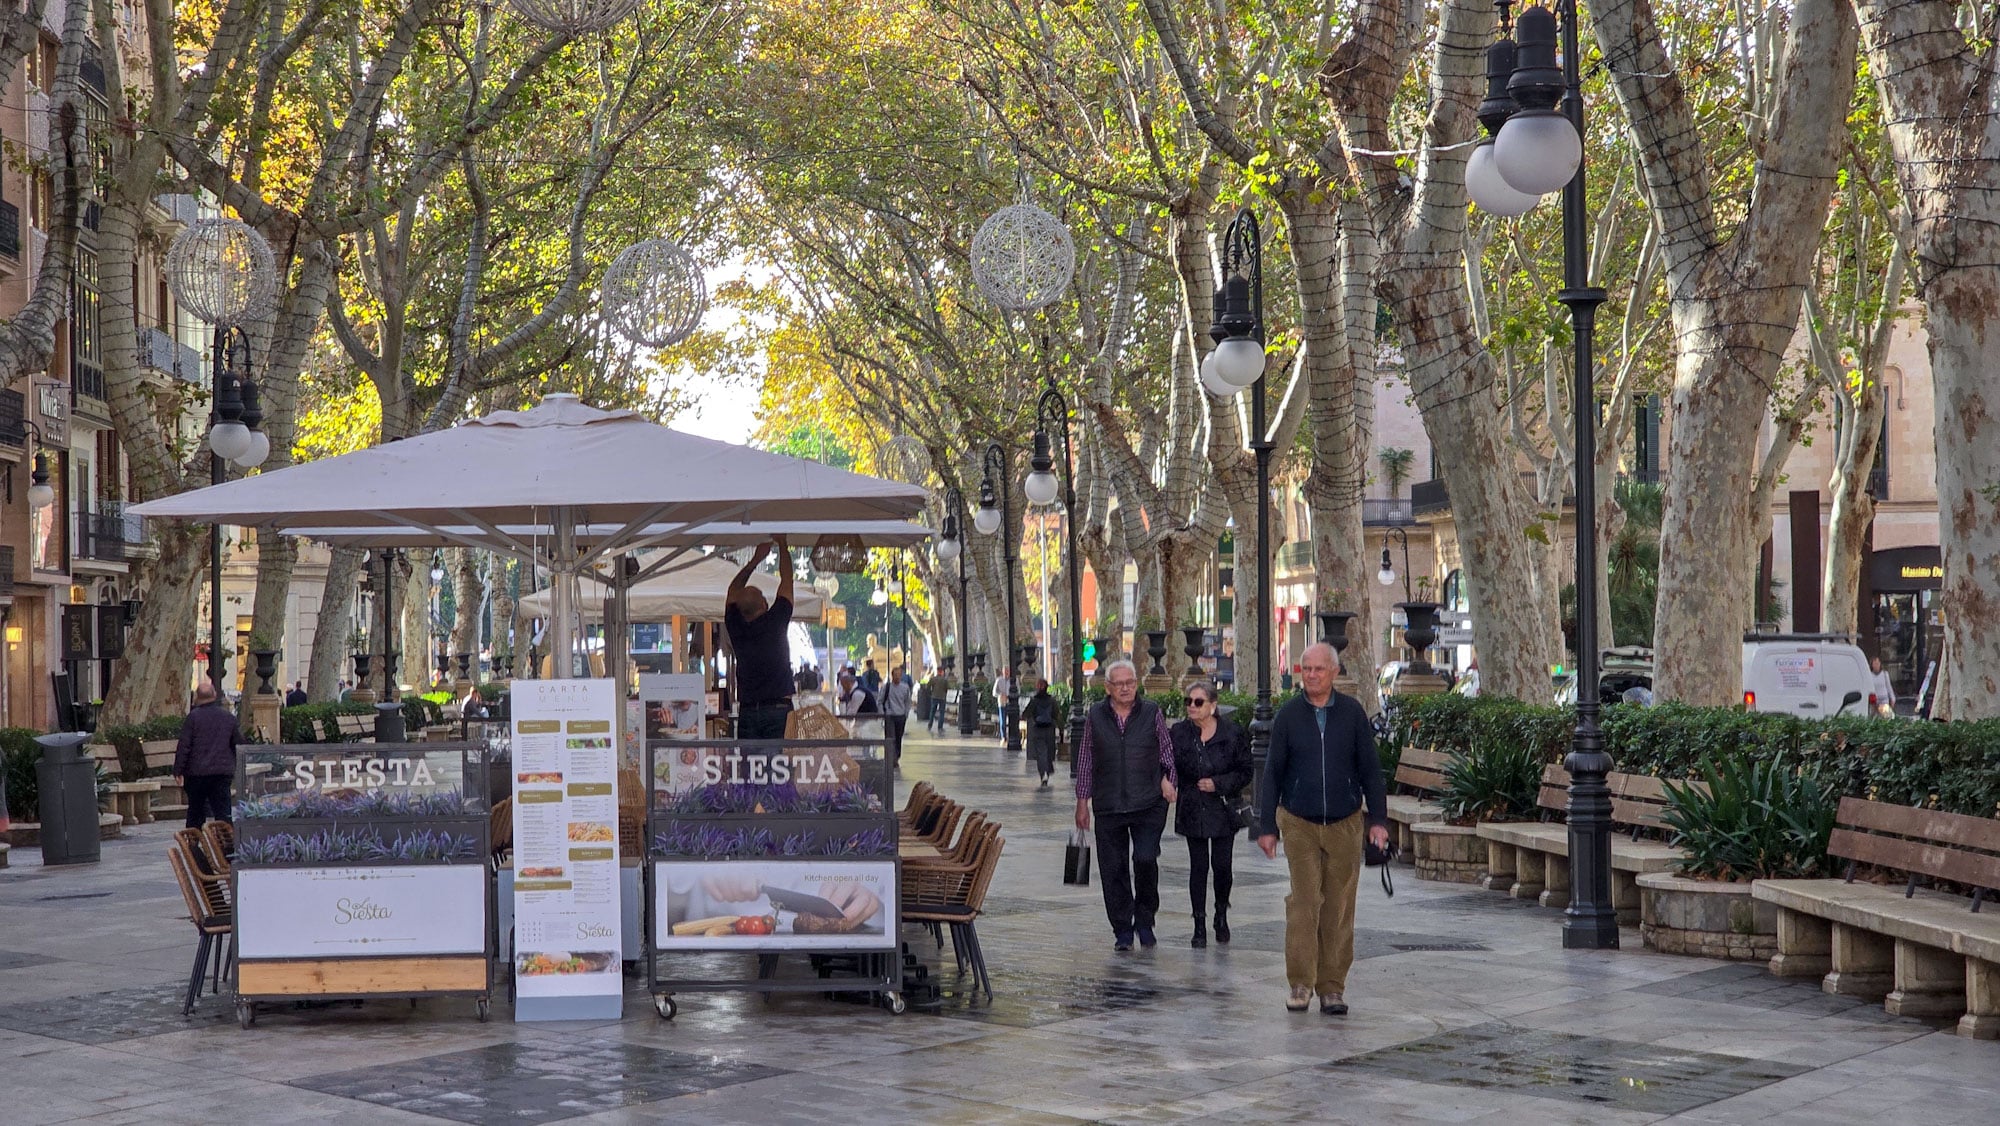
[1386,747,1449,854]
[142,740,188,822]
[332,714,377,742]
[87,743,163,825]
[1474,765,1693,924]
[1753,797,2000,1039]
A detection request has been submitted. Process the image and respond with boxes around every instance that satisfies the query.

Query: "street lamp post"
[1376,526,1413,601]
[936,490,975,736]
[1202,208,1275,791]
[1025,387,1084,772]
[977,444,1021,751]
[1469,0,1616,949]
[204,330,269,692]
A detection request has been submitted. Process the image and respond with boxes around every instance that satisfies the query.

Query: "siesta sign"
[292,757,438,790]
[701,751,846,786]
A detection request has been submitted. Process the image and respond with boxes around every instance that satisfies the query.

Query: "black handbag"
[1063,829,1092,886]
[1226,796,1258,834]
[1364,835,1400,896]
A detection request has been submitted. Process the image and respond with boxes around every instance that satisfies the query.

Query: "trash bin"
[373,700,406,744]
[33,733,100,866]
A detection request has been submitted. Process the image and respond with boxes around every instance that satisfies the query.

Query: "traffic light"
[1082,640,1097,664]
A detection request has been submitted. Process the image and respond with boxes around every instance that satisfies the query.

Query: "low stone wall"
[1638,872,1778,961]
[1412,823,1484,884]
[1,813,125,849]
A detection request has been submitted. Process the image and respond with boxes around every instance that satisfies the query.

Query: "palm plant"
[1377,447,1416,499]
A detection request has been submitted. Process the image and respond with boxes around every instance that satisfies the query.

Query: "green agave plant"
[1440,738,1543,824]
[1661,756,1840,882]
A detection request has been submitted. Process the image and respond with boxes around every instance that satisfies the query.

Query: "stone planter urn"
[1143,630,1169,676]
[1637,872,1779,962]
[1317,611,1356,656]
[1180,627,1206,678]
[1396,601,1443,672]
[941,655,956,676]
[1088,638,1110,676]
[456,652,474,682]
[1411,822,1485,883]
[351,652,371,690]
[251,650,280,696]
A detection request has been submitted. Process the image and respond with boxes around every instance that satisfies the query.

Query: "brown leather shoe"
[1320,992,1348,1015]
[1286,985,1313,1012]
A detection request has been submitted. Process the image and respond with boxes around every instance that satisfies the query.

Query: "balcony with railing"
[1364,498,1414,525]
[0,545,14,598]
[1274,540,1314,575]
[153,194,202,226]
[74,509,132,563]
[141,325,204,382]
[1411,478,1450,516]
[0,389,23,445]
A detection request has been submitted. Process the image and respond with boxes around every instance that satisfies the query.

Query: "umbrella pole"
[551,511,575,678]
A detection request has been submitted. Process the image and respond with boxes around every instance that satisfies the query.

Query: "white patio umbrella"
[516,555,825,623]
[130,395,928,674]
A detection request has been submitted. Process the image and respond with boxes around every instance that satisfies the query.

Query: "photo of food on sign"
[566,822,613,843]
[645,699,702,740]
[660,863,892,942]
[517,951,616,976]
[519,866,565,879]
[518,771,563,785]
[566,736,612,751]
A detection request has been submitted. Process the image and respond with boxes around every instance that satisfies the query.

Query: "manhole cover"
[1390,942,1489,952]
[36,892,113,902]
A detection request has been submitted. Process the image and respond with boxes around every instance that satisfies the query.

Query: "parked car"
[1742,634,1872,717]
[1552,647,1656,707]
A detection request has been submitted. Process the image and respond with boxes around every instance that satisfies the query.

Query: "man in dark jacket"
[1075,660,1178,951]
[174,681,240,829]
[1256,643,1388,1016]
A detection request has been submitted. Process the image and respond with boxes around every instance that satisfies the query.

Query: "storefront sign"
[1869,545,1943,592]
[511,678,623,1019]
[290,757,438,790]
[236,866,485,958]
[653,859,897,951]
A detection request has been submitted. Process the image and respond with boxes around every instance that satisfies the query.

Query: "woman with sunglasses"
[1170,679,1252,947]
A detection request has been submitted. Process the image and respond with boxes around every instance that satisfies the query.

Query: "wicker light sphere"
[503,0,642,35]
[599,238,708,348]
[970,203,1075,312]
[165,218,278,326]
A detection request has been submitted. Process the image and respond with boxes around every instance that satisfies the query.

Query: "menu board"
[511,678,623,1020]
[640,672,709,793]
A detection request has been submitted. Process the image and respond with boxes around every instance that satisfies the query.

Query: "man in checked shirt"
[1075,660,1179,951]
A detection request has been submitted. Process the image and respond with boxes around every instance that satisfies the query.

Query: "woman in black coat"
[1023,677,1059,787]
[1170,679,1251,947]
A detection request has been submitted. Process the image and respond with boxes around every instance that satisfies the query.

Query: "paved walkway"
[1,732,1995,1124]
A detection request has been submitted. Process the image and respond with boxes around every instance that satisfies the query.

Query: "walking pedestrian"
[174,681,240,829]
[1255,643,1388,1015]
[862,659,882,695]
[927,667,952,733]
[283,680,308,707]
[724,537,796,740]
[992,665,1015,747]
[1171,679,1251,948]
[1024,677,1058,787]
[880,663,913,774]
[1075,660,1177,951]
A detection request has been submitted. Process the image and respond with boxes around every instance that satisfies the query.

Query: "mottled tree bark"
[1591,0,1857,703]
[306,546,363,701]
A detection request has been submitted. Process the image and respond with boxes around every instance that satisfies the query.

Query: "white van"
[1741,635,1874,717]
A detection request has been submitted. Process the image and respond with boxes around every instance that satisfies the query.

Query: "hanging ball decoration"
[970,203,1075,312]
[599,238,708,348]
[502,0,642,35]
[164,218,278,326]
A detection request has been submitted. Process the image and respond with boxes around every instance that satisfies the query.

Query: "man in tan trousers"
[1256,643,1389,1014]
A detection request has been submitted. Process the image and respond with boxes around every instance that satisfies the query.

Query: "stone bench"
[1752,798,2000,1039]
[1474,765,1694,925]
[87,744,164,825]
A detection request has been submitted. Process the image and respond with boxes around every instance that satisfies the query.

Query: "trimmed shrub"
[279,701,378,743]
[1661,757,1841,881]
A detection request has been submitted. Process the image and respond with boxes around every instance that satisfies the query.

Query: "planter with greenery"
[1632,757,1840,960]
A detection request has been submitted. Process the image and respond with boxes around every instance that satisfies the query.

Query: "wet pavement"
[2,731,1994,1124]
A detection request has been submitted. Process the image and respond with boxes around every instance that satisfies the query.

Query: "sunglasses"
[1183,696,1212,708]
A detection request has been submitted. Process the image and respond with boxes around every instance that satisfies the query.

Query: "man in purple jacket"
[173,682,239,828]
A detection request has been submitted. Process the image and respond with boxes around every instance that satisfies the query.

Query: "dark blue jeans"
[1094,803,1168,935]
[737,702,792,740]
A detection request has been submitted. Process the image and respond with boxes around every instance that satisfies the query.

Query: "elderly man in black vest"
[1075,659,1178,951]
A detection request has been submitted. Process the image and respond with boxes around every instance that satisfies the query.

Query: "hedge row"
[1385,694,2000,817]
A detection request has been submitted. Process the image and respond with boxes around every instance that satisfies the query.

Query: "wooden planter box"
[1638,872,1778,962]
[1411,822,1485,883]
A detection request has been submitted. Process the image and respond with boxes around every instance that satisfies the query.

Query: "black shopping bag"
[1063,828,1092,886]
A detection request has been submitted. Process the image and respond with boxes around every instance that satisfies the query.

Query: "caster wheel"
[476,998,491,1022]
[653,995,678,1020]
[885,991,907,1015]
[236,1000,256,1029]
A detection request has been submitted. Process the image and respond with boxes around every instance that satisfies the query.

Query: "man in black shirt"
[725,537,795,740]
